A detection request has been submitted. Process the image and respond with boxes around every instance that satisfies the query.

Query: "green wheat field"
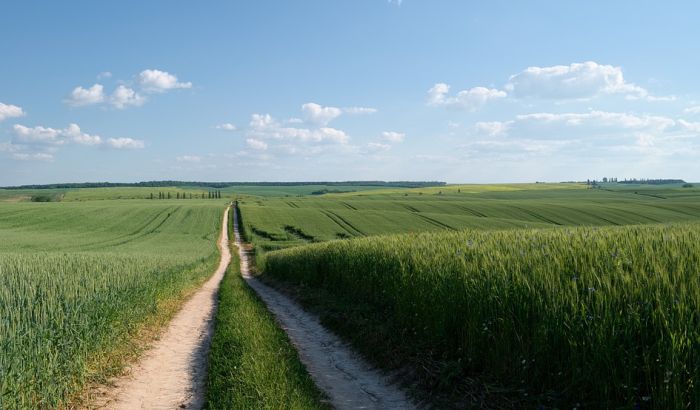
[2,181,700,408]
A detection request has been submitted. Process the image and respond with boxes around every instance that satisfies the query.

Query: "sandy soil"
[91,206,231,409]
[233,206,415,410]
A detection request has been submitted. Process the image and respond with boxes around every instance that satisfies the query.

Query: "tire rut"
[233,206,415,410]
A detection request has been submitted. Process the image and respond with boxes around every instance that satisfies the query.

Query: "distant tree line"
[617,178,686,185]
[586,178,685,186]
[1,180,446,190]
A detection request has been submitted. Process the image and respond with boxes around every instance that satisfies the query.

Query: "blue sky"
[1,1,699,185]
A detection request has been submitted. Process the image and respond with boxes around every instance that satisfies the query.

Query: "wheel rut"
[233,206,415,410]
[90,206,231,410]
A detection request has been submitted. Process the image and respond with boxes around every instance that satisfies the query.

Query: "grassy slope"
[0,200,222,408]
[239,185,700,251]
[206,222,327,409]
[261,223,700,408]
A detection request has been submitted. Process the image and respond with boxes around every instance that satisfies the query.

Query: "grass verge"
[205,242,328,409]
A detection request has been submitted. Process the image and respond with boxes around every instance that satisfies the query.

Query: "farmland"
[238,183,700,407]
[2,182,700,408]
[238,183,700,251]
[0,200,224,408]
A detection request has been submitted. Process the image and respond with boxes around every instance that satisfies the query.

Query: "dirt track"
[93,206,231,409]
[233,206,415,410]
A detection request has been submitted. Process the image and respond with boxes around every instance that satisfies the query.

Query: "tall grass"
[205,242,327,408]
[262,223,700,407]
[0,202,222,408]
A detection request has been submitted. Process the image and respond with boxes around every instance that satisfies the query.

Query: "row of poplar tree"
[149,191,223,199]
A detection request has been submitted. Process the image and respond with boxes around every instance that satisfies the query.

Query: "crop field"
[238,183,700,251]
[236,183,700,407]
[0,200,224,408]
[261,221,700,407]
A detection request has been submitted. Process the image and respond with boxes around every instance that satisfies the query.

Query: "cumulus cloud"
[461,110,700,163]
[62,123,102,145]
[176,155,202,162]
[344,106,378,115]
[10,123,144,154]
[111,85,145,109]
[381,131,406,143]
[427,83,506,110]
[302,103,343,125]
[246,138,268,150]
[106,137,145,149]
[248,113,349,144]
[66,84,105,106]
[506,61,651,100]
[0,102,25,122]
[67,69,191,110]
[215,123,237,131]
[13,124,62,145]
[138,69,192,93]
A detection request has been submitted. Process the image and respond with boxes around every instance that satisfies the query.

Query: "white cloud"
[367,142,391,151]
[4,123,144,161]
[176,155,202,162]
[684,106,700,115]
[215,123,237,131]
[66,84,105,107]
[514,111,676,133]
[427,83,506,110]
[97,71,112,80]
[506,61,650,100]
[13,124,62,145]
[475,121,510,136]
[12,152,54,161]
[12,123,136,148]
[106,137,145,149]
[302,103,343,125]
[62,123,102,146]
[388,0,403,5]
[678,119,700,132]
[344,106,378,115]
[462,110,700,163]
[250,113,275,129]
[111,85,146,109]
[246,138,268,150]
[248,113,350,144]
[381,131,406,143]
[138,69,192,93]
[0,103,25,122]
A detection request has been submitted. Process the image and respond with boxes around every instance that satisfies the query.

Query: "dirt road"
[95,206,231,409]
[233,206,415,410]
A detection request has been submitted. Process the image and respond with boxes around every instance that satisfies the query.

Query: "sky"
[1,0,700,185]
